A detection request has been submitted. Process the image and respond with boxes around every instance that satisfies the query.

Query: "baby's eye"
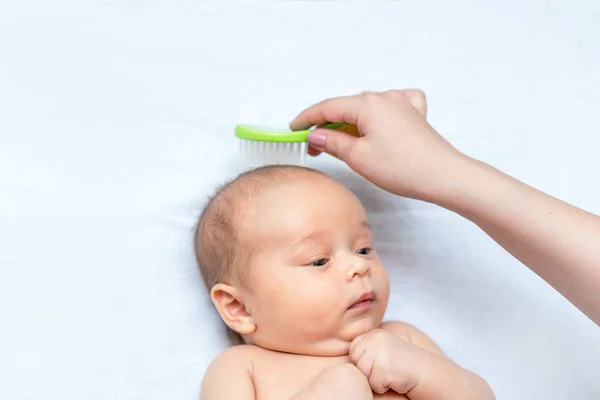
[310,258,329,267]
[357,247,371,255]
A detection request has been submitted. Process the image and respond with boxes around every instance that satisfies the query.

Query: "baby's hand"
[349,329,424,395]
[350,327,495,399]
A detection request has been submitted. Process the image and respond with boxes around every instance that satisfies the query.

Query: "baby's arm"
[379,321,494,400]
[408,350,493,400]
[379,321,446,357]
[200,346,256,400]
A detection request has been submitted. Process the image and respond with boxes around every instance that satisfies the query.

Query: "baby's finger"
[289,95,363,131]
[349,334,370,363]
[369,378,389,395]
[353,351,374,379]
[354,355,389,394]
[349,332,368,352]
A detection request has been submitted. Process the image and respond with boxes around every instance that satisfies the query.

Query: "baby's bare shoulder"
[379,320,446,357]
[206,344,264,371]
[201,345,261,399]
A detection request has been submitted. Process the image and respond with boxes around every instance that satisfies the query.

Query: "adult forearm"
[435,156,600,325]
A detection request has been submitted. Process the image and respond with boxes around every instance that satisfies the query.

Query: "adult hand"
[290,90,467,202]
[292,90,600,327]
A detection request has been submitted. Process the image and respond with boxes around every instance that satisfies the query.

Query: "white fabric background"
[1,1,599,399]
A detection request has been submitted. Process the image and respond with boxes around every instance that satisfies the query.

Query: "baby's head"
[194,165,390,356]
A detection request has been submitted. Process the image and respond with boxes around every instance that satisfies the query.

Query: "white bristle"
[238,138,307,167]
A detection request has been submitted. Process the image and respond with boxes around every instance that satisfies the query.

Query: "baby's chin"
[339,314,382,341]
[258,337,354,357]
[255,321,380,357]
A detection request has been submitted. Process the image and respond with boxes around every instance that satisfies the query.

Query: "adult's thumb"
[307,128,358,161]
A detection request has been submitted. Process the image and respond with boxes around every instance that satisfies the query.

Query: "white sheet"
[1,1,599,399]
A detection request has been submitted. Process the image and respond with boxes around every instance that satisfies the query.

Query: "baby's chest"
[252,356,407,400]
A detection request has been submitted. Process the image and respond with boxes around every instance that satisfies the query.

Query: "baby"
[195,165,494,400]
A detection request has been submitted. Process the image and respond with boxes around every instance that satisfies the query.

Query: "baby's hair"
[194,164,326,345]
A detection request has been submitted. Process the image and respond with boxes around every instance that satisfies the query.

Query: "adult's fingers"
[404,89,427,117]
[289,95,364,131]
[307,145,322,157]
[382,89,427,117]
[307,127,361,162]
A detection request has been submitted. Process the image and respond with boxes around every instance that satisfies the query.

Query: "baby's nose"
[346,255,370,281]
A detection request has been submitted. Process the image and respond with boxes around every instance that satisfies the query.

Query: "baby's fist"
[349,329,423,395]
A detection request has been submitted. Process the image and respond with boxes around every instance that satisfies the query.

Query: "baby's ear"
[210,283,256,335]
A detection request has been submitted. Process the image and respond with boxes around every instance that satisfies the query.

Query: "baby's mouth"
[348,290,375,310]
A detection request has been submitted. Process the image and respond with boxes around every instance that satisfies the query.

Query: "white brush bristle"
[239,139,307,167]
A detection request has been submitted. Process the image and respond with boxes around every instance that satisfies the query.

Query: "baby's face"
[240,175,390,356]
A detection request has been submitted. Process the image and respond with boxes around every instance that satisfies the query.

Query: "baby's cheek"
[374,266,390,293]
[304,288,344,319]
[286,281,337,311]
[267,270,343,314]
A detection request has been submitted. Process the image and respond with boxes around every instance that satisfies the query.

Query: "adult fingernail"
[307,129,329,151]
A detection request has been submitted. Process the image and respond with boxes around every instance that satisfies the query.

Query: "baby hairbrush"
[235,123,359,167]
